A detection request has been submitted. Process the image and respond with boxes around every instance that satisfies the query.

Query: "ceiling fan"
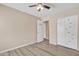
[29,3,50,11]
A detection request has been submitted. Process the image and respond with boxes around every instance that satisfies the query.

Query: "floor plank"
[0,40,79,56]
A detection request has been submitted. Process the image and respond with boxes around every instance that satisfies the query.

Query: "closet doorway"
[43,21,49,41]
[37,20,49,43]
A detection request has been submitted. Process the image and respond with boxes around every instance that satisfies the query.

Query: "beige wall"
[49,17,57,45]
[0,5,38,52]
[49,7,79,45]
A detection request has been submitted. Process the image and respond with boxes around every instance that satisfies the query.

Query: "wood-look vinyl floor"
[0,40,79,56]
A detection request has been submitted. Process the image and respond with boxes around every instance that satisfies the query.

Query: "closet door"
[64,16,77,49]
[37,20,44,42]
[57,19,65,46]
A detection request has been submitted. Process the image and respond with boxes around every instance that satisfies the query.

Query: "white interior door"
[57,15,77,50]
[63,16,77,49]
[37,20,44,42]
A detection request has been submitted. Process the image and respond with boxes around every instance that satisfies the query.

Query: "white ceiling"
[2,3,79,18]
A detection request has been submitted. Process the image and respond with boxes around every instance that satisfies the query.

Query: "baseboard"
[0,41,36,54]
[49,41,57,45]
[57,45,79,52]
[37,39,44,43]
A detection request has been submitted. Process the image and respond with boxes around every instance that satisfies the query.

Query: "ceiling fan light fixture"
[37,4,44,11]
[29,3,51,12]
[37,7,43,11]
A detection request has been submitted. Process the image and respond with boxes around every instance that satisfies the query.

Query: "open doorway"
[37,20,49,43]
[43,21,49,41]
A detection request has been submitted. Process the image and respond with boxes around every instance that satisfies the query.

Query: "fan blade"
[29,5,37,7]
[43,5,50,9]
